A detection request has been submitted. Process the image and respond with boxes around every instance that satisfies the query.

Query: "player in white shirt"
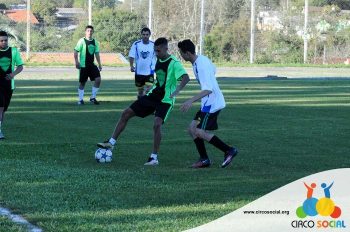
[176,39,238,168]
[128,27,156,99]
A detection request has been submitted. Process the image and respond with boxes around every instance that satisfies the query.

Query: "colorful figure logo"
[296,182,342,219]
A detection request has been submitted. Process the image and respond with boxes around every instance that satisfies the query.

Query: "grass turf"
[0,78,349,231]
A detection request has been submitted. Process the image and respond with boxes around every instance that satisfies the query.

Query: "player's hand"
[75,63,80,69]
[130,66,135,72]
[5,73,14,80]
[98,65,102,71]
[180,99,193,112]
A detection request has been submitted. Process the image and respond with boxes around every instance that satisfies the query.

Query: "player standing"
[177,39,238,168]
[74,25,102,105]
[128,27,156,99]
[0,31,24,139]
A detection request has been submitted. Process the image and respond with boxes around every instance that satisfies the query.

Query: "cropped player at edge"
[97,37,190,166]
[0,30,24,140]
[177,39,238,168]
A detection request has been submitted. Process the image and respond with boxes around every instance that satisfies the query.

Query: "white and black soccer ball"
[95,148,113,163]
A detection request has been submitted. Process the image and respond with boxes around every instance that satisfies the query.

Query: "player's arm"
[129,57,135,72]
[5,65,23,80]
[180,90,212,112]
[128,42,136,72]
[95,52,102,71]
[74,50,80,69]
[170,74,190,98]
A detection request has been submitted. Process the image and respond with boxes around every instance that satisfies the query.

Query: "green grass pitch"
[0,77,349,231]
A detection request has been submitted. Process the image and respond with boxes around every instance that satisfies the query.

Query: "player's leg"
[189,120,211,168]
[0,107,4,139]
[89,65,101,104]
[78,68,88,105]
[196,111,238,168]
[144,101,171,166]
[0,89,13,139]
[143,74,154,95]
[97,96,154,150]
[144,116,162,166]
[97,107,135,149]
[135,75,145,99]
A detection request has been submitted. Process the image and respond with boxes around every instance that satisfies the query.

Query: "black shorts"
[0,86,13,112]
[130,95,172,122]
[79,65,101,83]
[194,110,221,131]
[135,74,154,87]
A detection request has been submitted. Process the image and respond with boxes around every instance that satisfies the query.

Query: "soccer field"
[0,68,350,231]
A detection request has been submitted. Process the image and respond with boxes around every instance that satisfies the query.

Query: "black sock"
[194,138,208,160]
[209,135,231,153]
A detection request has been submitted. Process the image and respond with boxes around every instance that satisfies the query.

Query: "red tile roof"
[5,10,39,24]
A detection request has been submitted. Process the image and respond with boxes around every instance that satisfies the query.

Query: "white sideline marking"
[0,206,42,232]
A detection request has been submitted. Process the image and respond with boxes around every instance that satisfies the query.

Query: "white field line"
[0,206,42,232]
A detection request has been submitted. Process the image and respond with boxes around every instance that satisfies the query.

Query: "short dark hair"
[154,37,168,47]
[85,25,94,31]
[0,31,8,37]
[178,39,195,54]
[141,27,151,34]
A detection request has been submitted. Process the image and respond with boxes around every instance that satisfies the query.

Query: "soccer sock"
[78,89,84,101]
[108,138,116,145]
[0,121,2,132]
[151,153,158,160]
[209,135,231,153]
[91,87,99,98]
[194,138,208,160]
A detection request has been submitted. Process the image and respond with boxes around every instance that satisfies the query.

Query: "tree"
[311,0,350,9]
[204,18,250,62]
[93,0,119,9]
[32,0,58,25]
[54,0,74,8]
[73,9,143,54]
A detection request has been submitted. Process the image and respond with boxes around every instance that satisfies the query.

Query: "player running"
[177,39,238,168]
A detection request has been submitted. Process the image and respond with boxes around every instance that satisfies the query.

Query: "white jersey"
[192,55,225,113]
[128,40,156,75]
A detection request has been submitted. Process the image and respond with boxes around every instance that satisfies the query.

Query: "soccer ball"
[95,148,113,163]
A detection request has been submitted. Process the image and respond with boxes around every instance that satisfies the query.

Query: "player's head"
[85,25,94,39]
[0,31,9,49]
[154,37,168,59]
[178,39,196,62]
[141,27,151,43]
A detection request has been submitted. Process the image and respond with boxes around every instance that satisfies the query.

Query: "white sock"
[91,87,99,98]
[150,153,158,160]
[109,138,116,145]
[78,89,84,101]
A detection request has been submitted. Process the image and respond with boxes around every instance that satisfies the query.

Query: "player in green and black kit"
[0,31,24,139]
[97,38,190,166]
[74,25,102,105]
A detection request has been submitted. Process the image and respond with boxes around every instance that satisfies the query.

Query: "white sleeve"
[128,42,136,58]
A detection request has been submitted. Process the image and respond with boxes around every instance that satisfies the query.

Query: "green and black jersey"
[147,55,187,106]
[74,38,100,68]
[0,47,24,90]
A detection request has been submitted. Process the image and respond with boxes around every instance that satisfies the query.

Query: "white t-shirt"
[128,40,156,75]
[192,55,226,113]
